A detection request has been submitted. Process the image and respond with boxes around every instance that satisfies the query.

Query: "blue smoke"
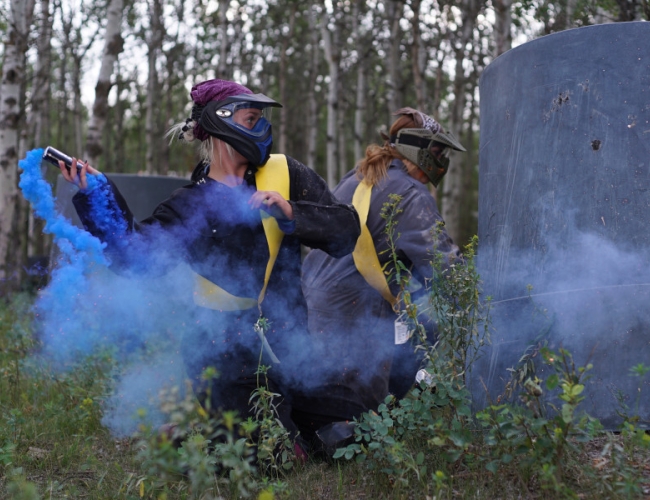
[19,149,190,435]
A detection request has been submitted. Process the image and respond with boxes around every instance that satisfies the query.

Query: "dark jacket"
[298,159,461,419]
[72,156,360,370]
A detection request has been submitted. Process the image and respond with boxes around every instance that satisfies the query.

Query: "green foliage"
[250,365,296,478]
[476,347,604,495]
[0,295,299,499]
[2,218,650,498]
[128,384,258,499]
[330,198,650,498]
[617,362,650,426]
[127,355,297,499]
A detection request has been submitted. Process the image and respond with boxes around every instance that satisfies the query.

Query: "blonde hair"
[356,114,418,186]
[166,121,235,166]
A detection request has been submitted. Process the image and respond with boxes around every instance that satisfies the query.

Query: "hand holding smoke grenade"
[42,146,82,173]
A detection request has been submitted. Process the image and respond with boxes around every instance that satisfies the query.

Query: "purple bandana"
[190,79,252,105]
[189,79,253,141]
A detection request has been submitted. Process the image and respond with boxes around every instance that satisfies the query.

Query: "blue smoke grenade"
[19,148,189,435]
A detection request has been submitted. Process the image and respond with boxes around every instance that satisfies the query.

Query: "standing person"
[57,79,360,457]
[297,107,465,446]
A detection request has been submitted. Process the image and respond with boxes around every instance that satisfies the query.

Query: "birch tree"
[85,0,125,167]
[54,0,101,155]
[385,0,405,113]
[27,0,52,150]
[306,1,321,171]
[409,0,428,111]
[0,0,35,289]
[352,0,373,163]
[277,3,297,154]
[321,0,342,187]
[25,0,53,264]
[144,0,165,174]
[216,0,231,80]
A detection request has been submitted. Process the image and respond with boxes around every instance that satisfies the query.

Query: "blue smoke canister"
[474,22,650,428]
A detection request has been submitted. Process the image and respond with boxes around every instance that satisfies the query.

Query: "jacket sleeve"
[392,184,463,283]
[72,176,185,275]
[286,156,361,258]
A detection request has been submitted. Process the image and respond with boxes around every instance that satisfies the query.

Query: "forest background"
[0,0,648,295]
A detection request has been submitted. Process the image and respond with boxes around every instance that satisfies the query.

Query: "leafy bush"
[331,196,650,499]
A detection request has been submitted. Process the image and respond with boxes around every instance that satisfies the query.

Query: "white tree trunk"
[72,54,84,155]
[410,0,427,111]
[28,0,52,149]
[86,0,124,167]
[145,0,164,174]
[353,0,367,163]
[385,0,405,112]
[321,2,340,188]
[26,0,53,260]
[0,0,35,285]
[337,81,347,180]
[217,0,231,79]
[278,4,297,154]
[306,1,321,170]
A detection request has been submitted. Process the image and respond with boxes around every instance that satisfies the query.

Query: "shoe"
[315,421,356,457]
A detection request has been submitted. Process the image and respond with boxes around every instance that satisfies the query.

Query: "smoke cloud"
[19,149,194,435]
[474,195,650,428]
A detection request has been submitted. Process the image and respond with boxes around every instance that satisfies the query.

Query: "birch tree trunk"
[409,0,427,111]
[0,0,35,288]
[337,81,348,179]
[160,2,186,177]
[26,0,53,262]
[306,1,321,170]
[353,0,367,163]
[28,0,52,149]
[278,4,297,154]
[321,1,341,187]
[72,53,84,155]
[57,2,98,157]
[385,0,405,112]
[85,0,124,167]
[217,0,231,80]
[145,0,164,174]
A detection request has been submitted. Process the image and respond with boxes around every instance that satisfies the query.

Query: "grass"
[2,272,650,499]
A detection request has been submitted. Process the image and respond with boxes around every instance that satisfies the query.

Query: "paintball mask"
[198,93,282,166]
[393,128,466,187]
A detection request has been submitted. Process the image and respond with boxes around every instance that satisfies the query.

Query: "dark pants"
[180,309,300,441]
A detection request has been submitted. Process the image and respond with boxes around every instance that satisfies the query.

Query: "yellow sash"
[351,181,398,306]
[193,154,290,311]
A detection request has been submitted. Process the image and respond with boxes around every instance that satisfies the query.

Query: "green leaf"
[485,460,499,474]
[546,373,559,390]
[449,430,472,448]
[571,384,584,396]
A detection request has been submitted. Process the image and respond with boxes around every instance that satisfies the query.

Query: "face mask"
[393,128,465,186]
